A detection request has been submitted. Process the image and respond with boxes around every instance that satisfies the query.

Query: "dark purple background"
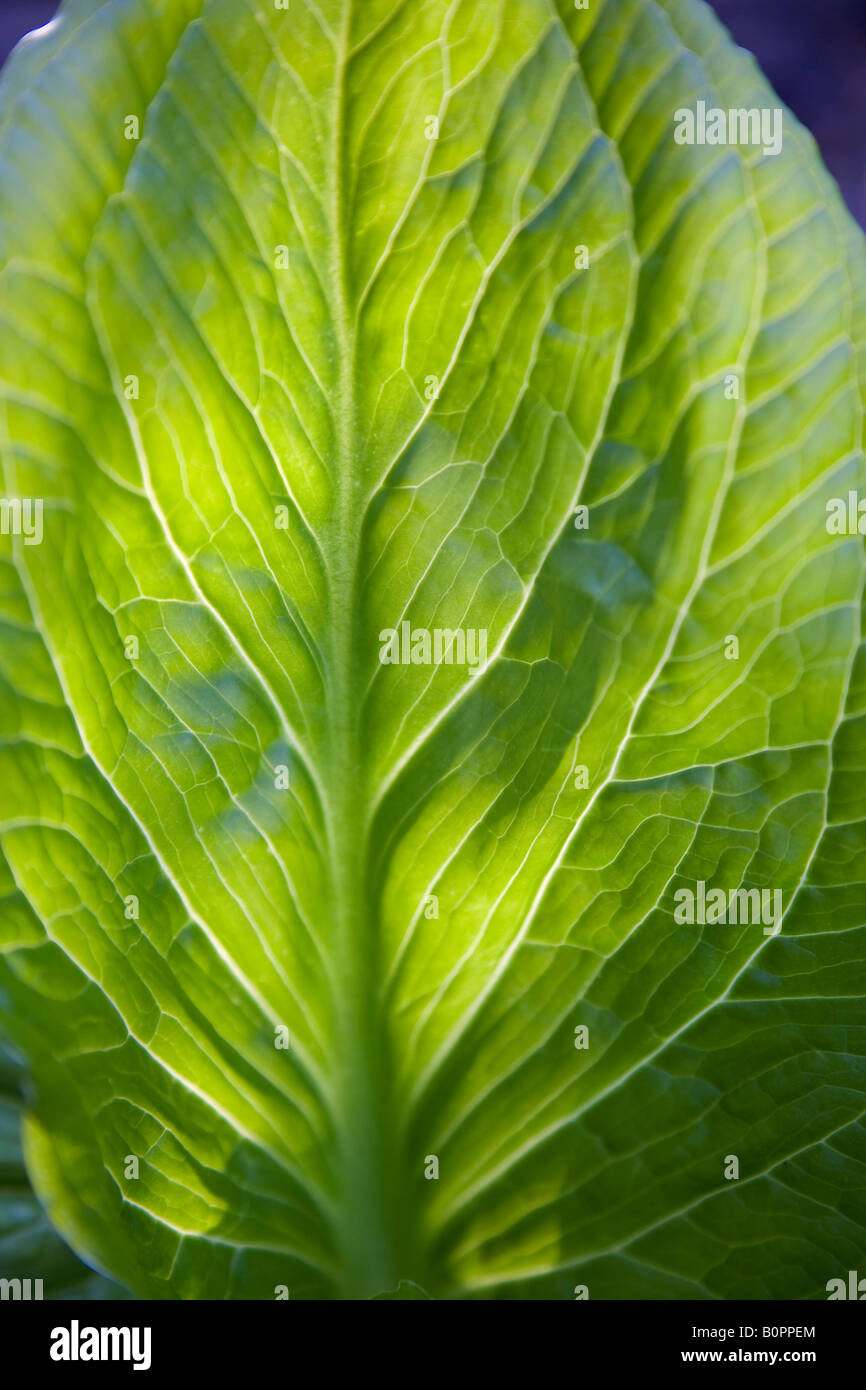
[0,0,864,226]
[711,0,866,228]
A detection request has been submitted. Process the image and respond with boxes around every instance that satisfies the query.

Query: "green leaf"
[370,1279,432,1300]
[0,1043,131,1299]
[0,0,864,1300]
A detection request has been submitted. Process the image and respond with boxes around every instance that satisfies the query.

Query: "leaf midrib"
[321,1,416,1299]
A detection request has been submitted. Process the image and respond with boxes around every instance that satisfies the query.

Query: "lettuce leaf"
[0,0,864,1299]
[0,1043,129,1298]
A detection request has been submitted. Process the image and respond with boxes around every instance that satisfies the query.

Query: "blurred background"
[0,0,864,227]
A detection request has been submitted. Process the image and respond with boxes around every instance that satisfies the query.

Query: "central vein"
[322,1,413,1299]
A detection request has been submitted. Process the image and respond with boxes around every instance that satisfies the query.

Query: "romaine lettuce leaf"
[0,0,864,1299]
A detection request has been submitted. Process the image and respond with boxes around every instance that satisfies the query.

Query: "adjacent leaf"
[0,0,864,1300]
[370,1279,432,1300]
[0,1043,130,1299]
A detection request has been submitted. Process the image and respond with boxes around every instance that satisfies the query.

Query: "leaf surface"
[0,1043,129,1298]
[0,0,864,1299]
